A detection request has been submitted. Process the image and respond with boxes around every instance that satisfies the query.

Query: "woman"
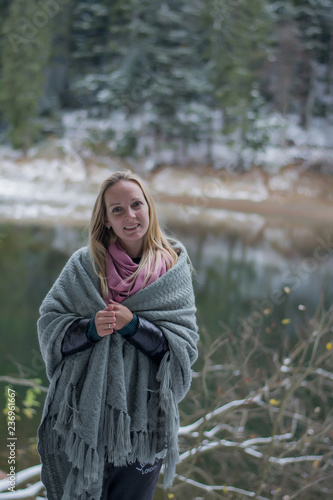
[37,170,199,500]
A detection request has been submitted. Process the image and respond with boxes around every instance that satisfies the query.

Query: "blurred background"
[0,1,333,499]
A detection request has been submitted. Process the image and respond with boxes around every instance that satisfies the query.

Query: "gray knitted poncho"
[37,240,198,500]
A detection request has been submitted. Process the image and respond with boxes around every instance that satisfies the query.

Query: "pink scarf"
[106,240,168,303]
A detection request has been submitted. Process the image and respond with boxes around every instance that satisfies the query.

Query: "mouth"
[124,223,140,231]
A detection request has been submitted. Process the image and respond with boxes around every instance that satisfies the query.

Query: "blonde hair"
[89,170,178,297]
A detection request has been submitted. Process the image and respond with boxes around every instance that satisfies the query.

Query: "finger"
[103,311,116,319]
[98,311,116,320]
[100,318,116,328]
[104,321,115,331]
[108,300,118,308]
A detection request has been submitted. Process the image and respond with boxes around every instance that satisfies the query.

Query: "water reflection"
[179,222,333,339]
[0,218,332,471]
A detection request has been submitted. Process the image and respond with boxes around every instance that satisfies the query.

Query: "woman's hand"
[108,299,134,330]
[94,303,116,337]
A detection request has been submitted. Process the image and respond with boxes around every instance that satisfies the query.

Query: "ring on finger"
[108,323,112,329]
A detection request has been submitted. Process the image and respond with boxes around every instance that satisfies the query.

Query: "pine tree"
[106,0,212,149]
[265,0,333,128]
[44,0,75,111]
[203,0,273,156]
[66,0,116,110]
[0,0,51,149]
[70,0,111,69]
[0,0,12,126]
[69,0,212,154]
[290,0,333,125]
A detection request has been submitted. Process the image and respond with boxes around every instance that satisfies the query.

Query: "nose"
[125,207,136,219]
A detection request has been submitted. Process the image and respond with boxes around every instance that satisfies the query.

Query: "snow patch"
[1,109,332,224]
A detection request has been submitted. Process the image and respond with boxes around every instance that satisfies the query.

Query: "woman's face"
[104,180,150,257]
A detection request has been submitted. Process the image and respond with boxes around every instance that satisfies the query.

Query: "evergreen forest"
[0,0,332,167]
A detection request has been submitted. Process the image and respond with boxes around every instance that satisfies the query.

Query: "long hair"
[89,170,178,297]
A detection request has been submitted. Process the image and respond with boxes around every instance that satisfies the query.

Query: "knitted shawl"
[37,239,198,500]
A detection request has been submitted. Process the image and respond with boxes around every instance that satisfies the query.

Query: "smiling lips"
[124,223,140,231]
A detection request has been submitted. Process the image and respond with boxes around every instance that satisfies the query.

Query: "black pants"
[100,459,163,500]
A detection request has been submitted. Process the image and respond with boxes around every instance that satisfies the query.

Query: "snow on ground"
[0,147,101,224]
[150,166,269,202]
[0,110,332,226]
[60,109,333,172]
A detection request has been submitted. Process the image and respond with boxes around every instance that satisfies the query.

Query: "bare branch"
[174,474,270,500]
[179,393,263,436]
[0,376,48,393]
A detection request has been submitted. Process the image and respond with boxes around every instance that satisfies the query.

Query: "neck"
[118,239,143,259]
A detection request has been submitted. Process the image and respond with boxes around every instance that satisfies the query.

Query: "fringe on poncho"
[37,239,199,500]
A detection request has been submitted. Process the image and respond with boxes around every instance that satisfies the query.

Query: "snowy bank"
[0,110,333,227]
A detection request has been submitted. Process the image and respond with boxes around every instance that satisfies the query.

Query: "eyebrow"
[108,198,141,207]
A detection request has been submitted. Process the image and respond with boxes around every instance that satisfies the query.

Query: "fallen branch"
[0,376,48,393]
[0,481,44,500]
[179,437,325,466]
[174,473,270,500]
[179,393,262,436]
[0,465,42,492]
[0,465,44,499]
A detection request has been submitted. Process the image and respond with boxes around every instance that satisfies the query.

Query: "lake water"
[1,214,333,476]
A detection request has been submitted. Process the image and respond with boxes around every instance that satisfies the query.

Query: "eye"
[133,201,143,209]
[112,207,122,213]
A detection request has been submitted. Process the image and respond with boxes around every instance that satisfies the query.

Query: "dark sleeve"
[61,317,101,356]
[119,315,169,363]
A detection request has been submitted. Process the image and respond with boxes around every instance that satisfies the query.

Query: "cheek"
[142,209,150,227]
[109,216,122,230]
